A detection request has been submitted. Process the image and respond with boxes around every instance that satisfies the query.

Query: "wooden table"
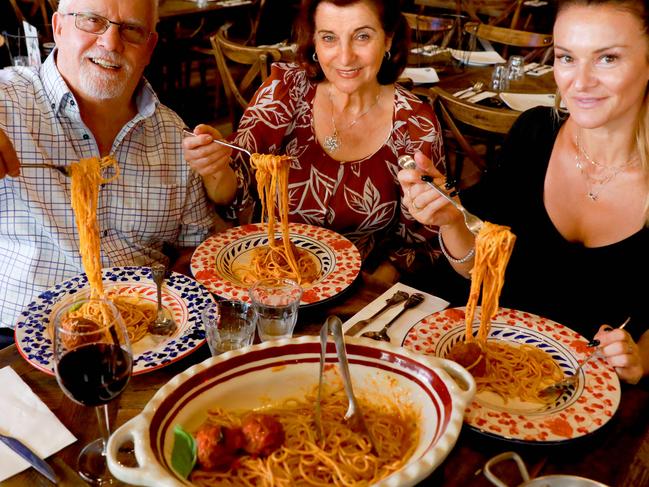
[2,272,648,486]
[158,0,253,20]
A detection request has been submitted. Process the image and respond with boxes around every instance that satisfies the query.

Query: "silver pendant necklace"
[574,132,638,201]
[323,86,380,153]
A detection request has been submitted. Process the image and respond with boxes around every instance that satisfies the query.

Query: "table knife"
[0,433,58,483]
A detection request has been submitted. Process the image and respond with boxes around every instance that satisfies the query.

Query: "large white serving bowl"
[106,336,475,486]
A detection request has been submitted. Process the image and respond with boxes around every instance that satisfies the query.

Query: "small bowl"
[107,336,475,486]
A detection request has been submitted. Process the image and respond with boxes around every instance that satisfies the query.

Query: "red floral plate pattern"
[403,307,621,443]
[190,223,361,306]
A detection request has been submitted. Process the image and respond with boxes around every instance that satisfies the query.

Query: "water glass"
[491,64,510,92]
[507,55,525,80]
[249,278,303,342]
[202,300,256,355]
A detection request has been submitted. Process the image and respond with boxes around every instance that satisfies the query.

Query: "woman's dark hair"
[294,0,410,84]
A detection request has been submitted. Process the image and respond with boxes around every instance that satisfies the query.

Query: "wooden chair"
[404,12,455,48]
[428,86,520,189]
[463,21,553,61]
[210,24,284,131]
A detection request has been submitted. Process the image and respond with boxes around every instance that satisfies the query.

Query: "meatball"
[195,424,239,471]
[448,341,486,377]
[241,413,285,457]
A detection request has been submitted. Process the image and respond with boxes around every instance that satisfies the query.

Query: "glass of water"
[249,278,303,342]
[202,300,256,355]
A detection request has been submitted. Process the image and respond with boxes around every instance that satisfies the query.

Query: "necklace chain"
[323,87,381,153]
[574,132,638,201]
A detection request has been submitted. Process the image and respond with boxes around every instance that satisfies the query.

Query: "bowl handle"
[429,356,477,405]
[484,451,530,487]
[106,416,180,486]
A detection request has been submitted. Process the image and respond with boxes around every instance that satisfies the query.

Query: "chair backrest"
[404,12,455,48]
[463,21,552,60]
[428,86,520,188]
[209,24,283,130]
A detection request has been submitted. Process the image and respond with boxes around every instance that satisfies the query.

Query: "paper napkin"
[402,67,439,84]
[499,92,556,111]
[343,282,449,345]
[450,49,506,66]
[0,366,76,481]
[466,90,498,103]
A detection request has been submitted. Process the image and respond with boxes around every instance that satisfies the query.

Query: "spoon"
[345,290,409,336]
[148,264,176,336]
[361,293,425,342]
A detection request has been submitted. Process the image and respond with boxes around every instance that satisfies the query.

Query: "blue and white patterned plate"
[14,266,214,376]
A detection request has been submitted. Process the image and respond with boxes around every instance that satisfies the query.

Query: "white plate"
[190,223,361,306]
[15,266,213,376]
[499,92,556,111]
[403,307,621,444]
[450,49,506,66]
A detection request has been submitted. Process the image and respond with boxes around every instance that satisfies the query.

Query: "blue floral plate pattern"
[14,266,213,376]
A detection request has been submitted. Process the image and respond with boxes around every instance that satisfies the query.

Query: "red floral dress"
[228,63,446,272]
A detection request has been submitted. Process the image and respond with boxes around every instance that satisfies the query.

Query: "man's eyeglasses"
[64,12,152,45]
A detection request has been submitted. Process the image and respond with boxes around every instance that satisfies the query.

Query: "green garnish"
[69,302,83,312]
[171,424,197,479]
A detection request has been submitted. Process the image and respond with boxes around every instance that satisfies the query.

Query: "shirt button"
[51,103,55,109]
[82,134,90,140]
[70,100,75,106]
[103,230,109,237]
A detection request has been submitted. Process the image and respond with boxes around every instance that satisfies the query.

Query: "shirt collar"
[40,48,159,118]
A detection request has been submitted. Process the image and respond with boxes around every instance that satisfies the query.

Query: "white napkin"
[343,282,449,345]
[450,49,506,66]
[466,90,498,103]
[499,92,556,111]
[526,64,553,77]
[402,67,439,84]
[0,367,76,481]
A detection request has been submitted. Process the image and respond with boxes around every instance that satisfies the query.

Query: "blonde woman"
[399,0,649,383]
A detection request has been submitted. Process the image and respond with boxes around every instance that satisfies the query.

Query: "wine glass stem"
[96,404,111,452]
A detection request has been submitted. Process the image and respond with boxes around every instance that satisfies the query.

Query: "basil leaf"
[171,424,197,479]
[68,302,84,312]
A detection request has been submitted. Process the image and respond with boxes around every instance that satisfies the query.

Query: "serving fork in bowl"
[317,316,378,454]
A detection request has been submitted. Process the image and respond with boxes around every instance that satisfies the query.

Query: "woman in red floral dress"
[185,0,447,277]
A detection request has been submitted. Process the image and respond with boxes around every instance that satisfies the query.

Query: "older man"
[0,0,231,334]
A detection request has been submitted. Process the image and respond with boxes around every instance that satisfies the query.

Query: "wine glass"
[52,298,133,485]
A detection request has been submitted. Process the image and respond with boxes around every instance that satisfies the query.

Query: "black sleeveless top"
[461,107,648,340]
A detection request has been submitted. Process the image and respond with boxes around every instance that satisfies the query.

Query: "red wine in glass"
[53,298,133,485]
[56,342,132,406]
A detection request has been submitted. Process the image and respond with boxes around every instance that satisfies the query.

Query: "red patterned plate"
[403,307,621,443]
[190,223,361,306]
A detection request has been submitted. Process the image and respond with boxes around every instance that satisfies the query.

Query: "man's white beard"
[78,51,133,100]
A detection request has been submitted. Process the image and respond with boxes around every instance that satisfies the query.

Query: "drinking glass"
[249,278,303,342]
[202,300,256,355]
[490,64,510,91]
[52,298,132,485]
[507,55,525,80]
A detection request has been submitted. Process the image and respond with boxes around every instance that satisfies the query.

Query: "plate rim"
[403,306,622,444]
[14,265,213,376]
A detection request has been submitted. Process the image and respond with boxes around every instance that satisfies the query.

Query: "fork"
[456,81,484,99]
[182,128,252,157]
[328,316,379,455]
[20,163,71,177]
[344,290,409,336]
[361,293,425,342]
[397,155,484,235]
[541,317,631,396]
